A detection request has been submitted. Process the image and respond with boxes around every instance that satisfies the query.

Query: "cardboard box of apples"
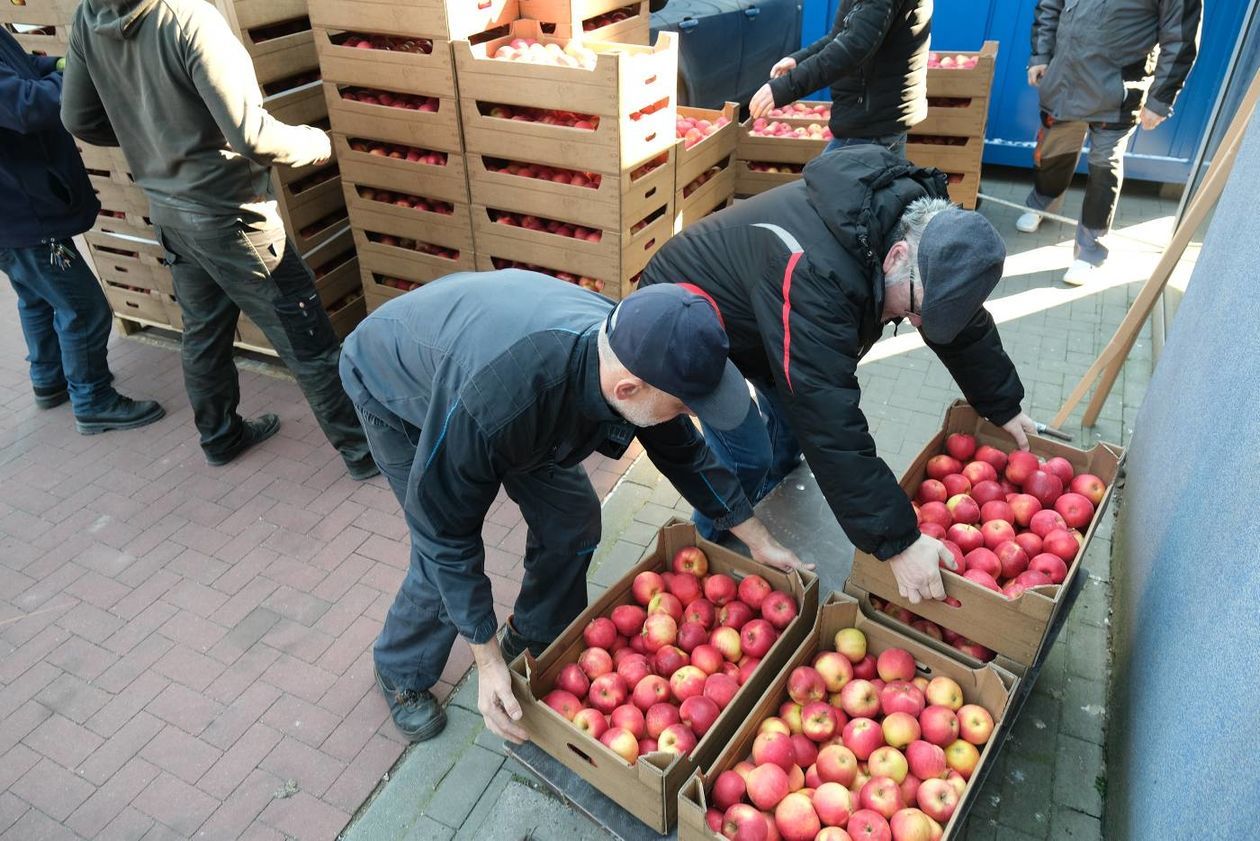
[508,521,820,833]
[846,401,1123,674]
[677,592,1015,841]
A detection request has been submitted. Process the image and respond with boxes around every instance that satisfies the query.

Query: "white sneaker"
[1063,259,1100,286]
[1015,211,1043,233]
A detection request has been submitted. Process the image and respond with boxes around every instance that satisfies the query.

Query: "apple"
[1043,456,1075,484]
[713,768,747,810]
[848,809,893,841]
[705,673,741,709]
[632,674,671,710]
[753,730,796,771]
[711,626,743,661]
[945,523,983,555]
[1023,470,1063,507]
[993,540,1029,579]
[761,591,798,630]
[553,661,591,698]
[979,499,1014,524]
[704,573,738,606]
[572,707,608,739]
[760,716,791,736]
[924,455,961,480]
[944,739,979,779]
[719,600,755,630]
[609,703,645,739]
[905,740,947,781]
[788,667,827,704]
[940,474,970,498]
[918,705,959,747]
[910,619,942,641]
[916,479,948,505]
[1004,450,1040,485]
[979,520,1016,551]
[890,807,936,841]
[974,444,1008,473]
[645,702,680,738]
[648,592,684,621]
[667,572,702,605]
[640,613,677,652]
[970,479,1005,506]
[944,433,976,461]
[588,673,628,713]
[944,494,980,525]
[961,460,997,487]
[945,770,966,798]
[706,807,724,834]
[670,665,707,701]
[741,619,777,658]
[617,653,652,687]
[923,677,963,711]
[869,746,910,785]
[802,701,839,742]
[678,621,711,653]
[816,744,858,786]
[1069,473,1107,506]
[963,547,1001,578]
[841,717,883,760]
[583,617,616,649]
[880,713,920,751]
[876,649,916,683]
[653,644,689,678]
[746,762,791,810]
[880,682,925,717]
[1013,531,1043,557]
[738,657,762,685]
[951,639,993,661]
[684,598,717,629]
[957,704,994,745]
[599,726,639,763]
[792,732,819,767]
[1054,492,1095,529]
[738,574,773,610]
[1028,508,1067,538]
[812,781,852,827]
[774,791,821,841]
[816,828,853,841]
[680,695,720,736]
[814,651,854,693]
[1014,569,1053,590]
[691,643,725,675]
[672,546,709,577]
[853,655,878,681]
[915,778,958,823]
[1042,528,1081,562]
[611,604,647,637]
[840,680,880,718]
[1029,552,1068,584]
[916,501,952,531]
[722,803,769,841]
[632,570,664,605]
[781,701,805,734]
[859,775,905,819]
[578,647,613,679]
[658,722,697,756]
[1007,493,1042,527]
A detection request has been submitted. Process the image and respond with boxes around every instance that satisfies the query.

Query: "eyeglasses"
[906,261,919,319]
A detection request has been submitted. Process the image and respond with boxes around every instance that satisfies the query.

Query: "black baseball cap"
[916,207,1007,344]
[606,285,751,430]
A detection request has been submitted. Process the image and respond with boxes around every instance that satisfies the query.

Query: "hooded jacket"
[0,29,99,249]
[768,0,930,139]
[639,146,1024,560]
[60,0,330,230]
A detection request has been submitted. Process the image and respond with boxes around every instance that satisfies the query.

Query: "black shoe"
[33,384,69,410]
[75,395,165,435]
[497,616,551,663]
[375,667,447,742]
[205,413,281,466]
[346,455,380,481]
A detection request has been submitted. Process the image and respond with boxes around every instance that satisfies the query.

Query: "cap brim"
[688,361,753,431]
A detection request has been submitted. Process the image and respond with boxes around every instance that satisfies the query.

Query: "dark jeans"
[0,240,117,414]
[825,132,908,159]
[693,386,802,540]
[155,224,370,466]
[355,398,601,692]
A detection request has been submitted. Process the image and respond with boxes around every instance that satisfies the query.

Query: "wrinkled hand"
[1002,412,1038,451]
[1139,106,1166,131]
[749,84,776,119]
[473,643,529,744]
[1027,64,1047,86]
[750,540,815,574]
[770,57,796,79]
[887,533,954,605]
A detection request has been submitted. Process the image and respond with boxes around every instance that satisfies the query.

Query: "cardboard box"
[313,27,458,98]
[337,134,470,204]
[905,135,985,174]
[677,592,1016,841]
[845,401,1123,673]
[732,159,802,197]
[675,102,738,191]
[308,0,519,41]
[455,21,678,173]
[916,96,990,138]
[674,155,734,233]
[102,282,170,326]
[509,521,820,833]
[324,83,464,152]
[925,41,998,99]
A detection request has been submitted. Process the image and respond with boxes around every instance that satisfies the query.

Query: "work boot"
[346,454,381,481]
[74,394,165,435]
[205,413,281,466]
[1015,210,1043,233]
[497,616,551,663]
[375,667,447,741]
[33,383,69,410]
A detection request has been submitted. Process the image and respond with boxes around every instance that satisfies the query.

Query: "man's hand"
[471,638,530,744]
[1001,412,1038,451]
[1027,64,1047,86]
[770,57,796,79]
[729,518,815,574]
[887,533,954,605]
[1139,106,1166,131]
[749,84,776,119]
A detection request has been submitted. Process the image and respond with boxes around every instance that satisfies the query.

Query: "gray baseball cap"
[916,207,1006,344]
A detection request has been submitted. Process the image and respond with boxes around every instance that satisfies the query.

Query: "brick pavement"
[0,275,641,840]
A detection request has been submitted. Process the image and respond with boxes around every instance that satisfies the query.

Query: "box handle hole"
[567,742,597,767]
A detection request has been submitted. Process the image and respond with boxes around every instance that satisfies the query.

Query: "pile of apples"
[677,114,732,150]
[366,232,460,260]
[629,154,668,180]
[489,209,603,242]
[298,209,348,239]
[682,165,723,198]
[325,289,362,315]
[485,158,603,188]
[289,166,340,195]
[311,250,354,280]
[347,139,448,167]
[767,102,831,120]
[927,52,980,70]
[492,37,598,70]
[913,433,1108,600]
[746,162,804,174]
[482,103,600,130]
[543,546,799,767]
[488,257,606,293]
[338,32,433,53]
[340,87,440,112]
[373,275,424,292]
[866,598,993,663]
[749,119,833,140]
[705,627,995,841]
[584,5,638,31]
[356,186,455,216]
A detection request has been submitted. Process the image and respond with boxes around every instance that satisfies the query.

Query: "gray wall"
[1109,108,1260,837]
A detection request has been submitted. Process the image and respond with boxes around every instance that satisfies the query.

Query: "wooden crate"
[732,159,803,196]
[92,210,156,242]
[2,21,68,54]
[334,134,470,204]
[761,99,831,123]
[524,0,651,43]
[307,0,519,40]
[925,40,998,98]
[736,118,828,165]
[916,95,990,137]
[673,153,734,233]
[213,0,309,35]
[327,289,367,338]
[905,134,986,173]
[359,263,444,309]
[102,282,171,326]
[351,209,477,280]
[272,132,336,189]
[264,80,328,127]
[944,170,981,210]
[277,162,342,209]
[312,27,457,98]
[93,181,152,219]
[674,102,738,191]
[277,176,350,255]
[324,83,463,152]
[76,144,131,175]
[0,0,80,26]
[307,226,362,307]
[85,233,173,296]
[344,184,475,234]
[455,21,677,173]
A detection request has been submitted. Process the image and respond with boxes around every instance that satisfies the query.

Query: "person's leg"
[693,401,775,541]
[503,464,603,650]
[187,225,375,477]
[1023,113,1089,218]
[1,246,67,406]
[1074,122,1137,267]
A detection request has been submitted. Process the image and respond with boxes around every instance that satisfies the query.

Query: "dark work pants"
[1025,111,1137,265]
[354,398,602,692]
[155,224,370,467]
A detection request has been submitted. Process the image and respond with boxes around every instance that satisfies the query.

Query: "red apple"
[611,604,647,637]
[1013,531,1043,557]
[994,540,1029,579]
[679,695,720,736]
[719,600,755,630]
[658,722,697,756]
[944,433,976,462]
[599,726,639,763]
[677,621,710,653]
[880,681,925,717]
[753,730,796,771]
[859,776,905,819]
[684,598,717,629]
[578,647,613,679]
[645,702,680,739]
[916,778,958,823]
[588,673,628,713]
[945,494,980,525]
[670,665,707,701]
[816,744,859,786]
[761,591,798,630]
[848,809,893,841]
[841,717,884,760]
[610,703,645,738]
[788,666,827,704]
[943,523,981,555]
[1069,473,1106,506]
[666,572,702,605]
[632,674,670,710]
[812,781,853,827]
[876,649,915,683]
[957,703,995,745]
[632,570,664,606]
[738,657,761,685]
[962,568,1000,592]
[1023,470,1063,507]
[801,701,839,742]
[792,731,818,766]
[970,479,1005,505]
[653,645,689,678]
[979,500,1013,524]
[1042,528,1081,562]
[738,574,773,610]
[1029,552,1068,584]
[583,617,617,649]
[1028,508,1067,538]
[962,546,1000,578]
[640,614,677,652]
[924,455,962,481]
[543,689,581,720]
[916,502,952,531]
[648,591,684,621]
[617,654,652,688]
[691,643,724,675]
[974,444,1008,473]
[961,460,997,487]
[979,520,1016,551]
[705,672,740,709]
[1007,493,1042,527]
[1054,492,1095,529]
[572,707,608,739]
[672,546,709,577]
[916,479,948,505]
[556,663,590,698]
[1004,450,1040,485]
[713,768,747,810]
[1042,456,1075,484]
[881,713,920,751]
[905,740,947,781]
[840,679,880,718]
[704,573,738,606]
[941,474,971,498]
[722,802,769,841]
[918,705,959,747]
[741,619,777,658]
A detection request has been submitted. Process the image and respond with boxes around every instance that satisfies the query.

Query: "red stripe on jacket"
[677,282,725,329]
[781,252,804,393]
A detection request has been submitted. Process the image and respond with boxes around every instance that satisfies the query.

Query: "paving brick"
[195,768,285,840]
[138,724,222,785]
[1058,674,1107,746]
[207,607,281,667]
[1052,805,1104,840]
[322,733,401,813]
[150,644,226,692]
[87,667,170,739]
[33,672,111,724]
[96,806,154,841]
[0,792,28,836]
[257,790,351,841]
[22,712,105,768]
[10,757,96,821]
[320,687,390,762]
[131,772,220,838]
[259,693,342,749]
[258,736,346,798]
[100,604,177,663]
[65,757,158,839]
[424,744,505,828]
[260,586,331,627]
[201,681,284,751]
[156,610,228,653]
[0,744,40,795]
[161,578,229,620]
[197,722,284,800]
[144,682,226,736]
[0,806,84,841]
[80,712,166,786]
[1054,735,1105,817]
[258,653,338,705]
[56,601,127,641]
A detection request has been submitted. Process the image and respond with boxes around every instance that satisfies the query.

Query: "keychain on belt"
[49,241,76,271]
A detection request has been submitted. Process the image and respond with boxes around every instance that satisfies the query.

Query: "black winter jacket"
[769,0,931,139]
[640,146,1025,560]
